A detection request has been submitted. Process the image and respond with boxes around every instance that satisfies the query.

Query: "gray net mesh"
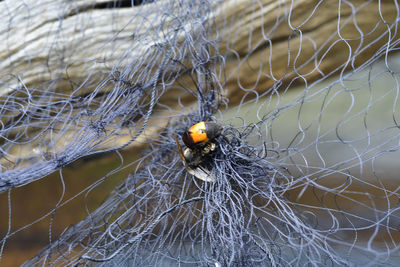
[1,0,400,266]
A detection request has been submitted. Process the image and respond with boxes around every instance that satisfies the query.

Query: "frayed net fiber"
[1,0,400,266]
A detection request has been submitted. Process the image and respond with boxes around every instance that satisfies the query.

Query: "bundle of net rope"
[1,0,400,265]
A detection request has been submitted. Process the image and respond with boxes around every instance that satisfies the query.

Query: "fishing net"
[1,0,400,265]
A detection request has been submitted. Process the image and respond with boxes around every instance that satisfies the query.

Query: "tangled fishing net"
[1,0,400,265]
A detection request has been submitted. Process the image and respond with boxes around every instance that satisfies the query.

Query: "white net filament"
[1,0,400,266]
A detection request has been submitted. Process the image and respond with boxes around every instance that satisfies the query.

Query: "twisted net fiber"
[1,0,400,265]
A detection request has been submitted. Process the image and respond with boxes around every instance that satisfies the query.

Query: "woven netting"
[1,0,400,266]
